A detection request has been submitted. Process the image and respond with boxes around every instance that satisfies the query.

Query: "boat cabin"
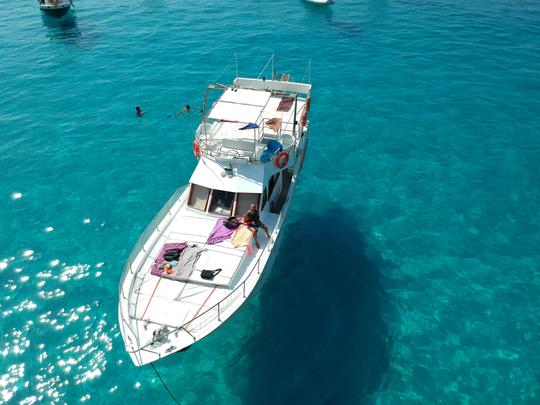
[187,156,294,217]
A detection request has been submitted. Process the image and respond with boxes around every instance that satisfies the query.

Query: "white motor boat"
[38,0,73,17]
[119,60,313,366]
[304,0,335,4]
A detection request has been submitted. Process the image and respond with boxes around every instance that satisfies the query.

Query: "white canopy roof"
[208,88,271,123]
[189,157,264,193]
[234,77,312,95]
[219,88,271,105]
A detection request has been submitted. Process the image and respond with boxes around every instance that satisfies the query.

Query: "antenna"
[235,52,238,79]
[214,54,236,84]
[302,59,312,83]
[257,54,275,79]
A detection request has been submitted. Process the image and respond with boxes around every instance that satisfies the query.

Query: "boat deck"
[126,200,278,351]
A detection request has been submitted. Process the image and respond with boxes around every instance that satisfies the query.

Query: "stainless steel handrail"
[196,99,306,162]
[118,186,188,339]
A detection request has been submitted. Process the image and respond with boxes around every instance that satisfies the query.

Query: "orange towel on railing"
[265,118,282,132]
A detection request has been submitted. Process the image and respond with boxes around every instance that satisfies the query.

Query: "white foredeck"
[119,190,283,365]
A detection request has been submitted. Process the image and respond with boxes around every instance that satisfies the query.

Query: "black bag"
[163,248,181,261]
[201,268,222,280]
[223,217,240,230]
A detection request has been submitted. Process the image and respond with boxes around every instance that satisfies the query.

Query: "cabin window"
[261,188,268,211]
[188,184,210,211]
[209,189,235,215]
[268,172,281,198]
[235,193,260,216]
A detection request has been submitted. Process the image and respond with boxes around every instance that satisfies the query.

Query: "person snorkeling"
[174,104,191,116]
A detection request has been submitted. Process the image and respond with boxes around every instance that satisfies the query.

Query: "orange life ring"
[193,139,201,158]
[274,151,289,169]
[301,111,307,127]
[306,96,311,112]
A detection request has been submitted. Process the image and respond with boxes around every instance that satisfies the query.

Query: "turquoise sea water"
[1,0,540,403]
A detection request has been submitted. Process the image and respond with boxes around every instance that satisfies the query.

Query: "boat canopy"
[233,77,312,95]
[189,157,264,193]
[208,88,271,123]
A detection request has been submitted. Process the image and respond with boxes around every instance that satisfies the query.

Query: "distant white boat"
[119,58,313,366]
[38,0,73,18]
[305,0,334,4]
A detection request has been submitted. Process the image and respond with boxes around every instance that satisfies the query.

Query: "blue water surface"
[1,0,539,403]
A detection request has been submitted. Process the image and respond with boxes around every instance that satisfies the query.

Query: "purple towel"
[207,218,237,245]
[151,242,188,276]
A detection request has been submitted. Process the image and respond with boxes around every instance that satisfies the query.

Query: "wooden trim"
[232,193,239,216]
[188,184,211,212]
[205,189,213,213]
[187,183,194,206]
[261,188,267,211]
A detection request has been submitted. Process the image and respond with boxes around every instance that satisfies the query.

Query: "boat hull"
[40,4,71,18]
[119,75,312,366]
[304,0,334,4]
[119,143,307,366]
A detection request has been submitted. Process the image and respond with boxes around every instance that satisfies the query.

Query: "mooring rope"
[151,363,181,405]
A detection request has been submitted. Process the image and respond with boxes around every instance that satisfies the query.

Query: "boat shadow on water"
[301,0,382,38]
[234,206,394,404]
[41,10,80,42]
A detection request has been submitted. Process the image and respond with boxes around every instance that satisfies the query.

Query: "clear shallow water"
[1,0,539,403]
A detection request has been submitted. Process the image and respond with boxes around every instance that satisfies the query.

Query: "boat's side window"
[261,188,267,211]
[188,184,210,211]
[268,172,280,198]
[208,189,235,215]
[235,193,261,216]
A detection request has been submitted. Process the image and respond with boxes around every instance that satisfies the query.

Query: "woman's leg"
[250,227,260,248]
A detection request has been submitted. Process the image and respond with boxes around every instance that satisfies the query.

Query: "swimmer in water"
[135,106,144,117]
[174,104,191,117]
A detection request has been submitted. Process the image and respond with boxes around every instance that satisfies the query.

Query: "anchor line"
[151,363,182,405]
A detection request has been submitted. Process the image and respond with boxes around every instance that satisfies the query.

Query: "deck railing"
[196,108,304,162]
[137,241,267,352]
[118,186,188,342]
[120,185,188,286]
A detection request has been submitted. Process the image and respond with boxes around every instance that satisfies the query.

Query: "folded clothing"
[162,246,204,281]
[152,245,204,282]
[151,242,187,276]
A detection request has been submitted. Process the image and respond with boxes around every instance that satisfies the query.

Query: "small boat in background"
[38,0,73,18]
[304,0,334,4]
